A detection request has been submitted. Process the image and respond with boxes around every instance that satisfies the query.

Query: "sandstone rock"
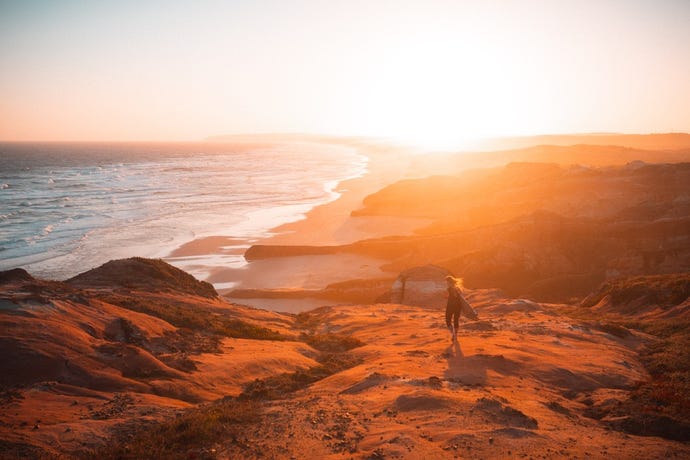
[390,265,452,308]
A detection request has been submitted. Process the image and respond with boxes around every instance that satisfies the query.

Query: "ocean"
[0,141,367,284]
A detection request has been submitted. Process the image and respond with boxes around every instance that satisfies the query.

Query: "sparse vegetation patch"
[241,351,363,401]
[300,332,364,352]
[574,275,690,441]
[582,273,690,310]
[87,399,260,460]
[97,293,286,341]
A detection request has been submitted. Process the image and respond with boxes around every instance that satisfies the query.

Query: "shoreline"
[164,141,427,309]
[2,139,369,282]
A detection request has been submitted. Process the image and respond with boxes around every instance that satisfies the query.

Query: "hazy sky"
[1,0,689,147]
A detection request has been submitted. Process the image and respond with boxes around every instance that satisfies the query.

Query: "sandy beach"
[162,136,690,313]
[163,140,432,309]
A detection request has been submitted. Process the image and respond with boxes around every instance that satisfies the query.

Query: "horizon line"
[2,131,689,144]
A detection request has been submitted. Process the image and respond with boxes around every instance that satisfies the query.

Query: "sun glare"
[0,1,688,142]
[351,28,548,151]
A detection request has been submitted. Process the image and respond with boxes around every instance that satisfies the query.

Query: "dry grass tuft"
[241,351,363,401]
[88,329,364,457]
[99,293,286,341]
[86,399,260,460]
[582,273,690,310]
[300,332,364,352]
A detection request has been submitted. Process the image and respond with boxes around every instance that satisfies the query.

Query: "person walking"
[445,275,478,342]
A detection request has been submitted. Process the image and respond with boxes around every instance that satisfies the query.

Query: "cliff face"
[319,162,690,301]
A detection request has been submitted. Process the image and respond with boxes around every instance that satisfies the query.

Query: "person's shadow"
[443,339,488,385]
[445,339,463,359]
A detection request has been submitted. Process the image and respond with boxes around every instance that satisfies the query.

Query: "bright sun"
[349,29,555,151]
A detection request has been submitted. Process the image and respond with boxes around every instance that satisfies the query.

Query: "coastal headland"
[209,134,690,312]
[2,133,690,458]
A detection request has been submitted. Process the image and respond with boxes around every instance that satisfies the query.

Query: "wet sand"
[165,142,431,305]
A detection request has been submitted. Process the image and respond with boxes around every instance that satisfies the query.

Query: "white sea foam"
[0,141,368,282]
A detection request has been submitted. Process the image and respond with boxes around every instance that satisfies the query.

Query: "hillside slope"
[0,260,311,457]
[240,161,690,302]
[3,262,689,458]
[99,291,690,459]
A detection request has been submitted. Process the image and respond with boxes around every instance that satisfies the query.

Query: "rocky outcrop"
[229,278,394,304]
[0,268,34,284]
[581,273,690,319]
[355,162,690,301]
[390,265,452,308]
[67,257,218,298]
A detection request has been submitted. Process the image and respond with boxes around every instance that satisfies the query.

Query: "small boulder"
[0,268,35,284]
[391,265,452,307]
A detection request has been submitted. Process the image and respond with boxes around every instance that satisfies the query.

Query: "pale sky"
[1,0,689,148]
